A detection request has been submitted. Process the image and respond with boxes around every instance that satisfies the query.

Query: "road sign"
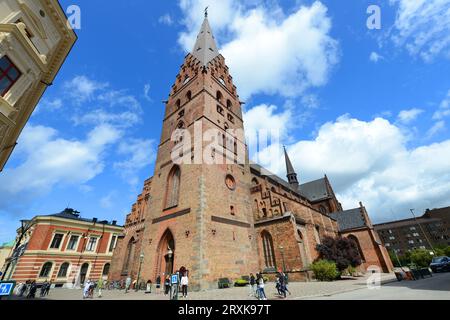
[171,274,178,285]
[0,281,16,297]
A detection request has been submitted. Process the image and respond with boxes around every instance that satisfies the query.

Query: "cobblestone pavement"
[11,273,397,300]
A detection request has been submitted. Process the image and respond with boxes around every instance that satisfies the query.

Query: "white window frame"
[65,234,81,251]
[107,234,118,253]
[85,236,99,252]
[48,232,66,251]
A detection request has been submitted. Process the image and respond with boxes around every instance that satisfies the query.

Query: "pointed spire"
[284,146,299,189]
[192,11,220,66]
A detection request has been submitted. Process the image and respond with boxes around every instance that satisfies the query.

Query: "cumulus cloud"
[244,106,450,222]
[369,51,384,63]
[432,90,450,120]
[178,0,339,99]
[397,108,424,124]
[114,138,156,186]
[0,123,121,210]
[63,75,108,104]
[159,14,174,26]
[389,0,450,62]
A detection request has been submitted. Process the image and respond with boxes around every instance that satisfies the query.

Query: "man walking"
[249,273,256,297]
[125,276,132,293]
[97,277,104,298]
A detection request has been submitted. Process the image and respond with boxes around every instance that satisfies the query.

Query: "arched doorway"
[80,263,89,284]
[156,230,175,278]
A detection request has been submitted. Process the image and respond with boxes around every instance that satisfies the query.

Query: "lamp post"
[279,246,286,273]
[135,253,144,292]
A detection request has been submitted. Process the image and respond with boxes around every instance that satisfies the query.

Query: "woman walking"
[180,272,189,298]
[256,273,267,300]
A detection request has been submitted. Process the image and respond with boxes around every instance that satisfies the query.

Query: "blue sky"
[1,0,450,243]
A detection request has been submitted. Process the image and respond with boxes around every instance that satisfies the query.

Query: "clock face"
[225,175,236,190]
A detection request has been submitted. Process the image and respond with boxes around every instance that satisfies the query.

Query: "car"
[429,256,450,273]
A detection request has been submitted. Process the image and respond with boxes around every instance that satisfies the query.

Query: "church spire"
[284,146,299,189]
[192,10,220,67]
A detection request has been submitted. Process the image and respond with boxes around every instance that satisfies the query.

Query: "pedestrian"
[27,281,37,299]
[97,277,104,298]
[281,272,291,296]
[156,275,161,294]
[249,273,256,297]
[256,273,267,300]
[89,280,95,298]
[44,281,51,296]
[83,280,91,299]
[164,275,171,295]
[40,280,47,297]
[278,273,287,298]
[125,276,132,293]
[145,279,152,294]
[18,282,27,297]
[180,272,189,298]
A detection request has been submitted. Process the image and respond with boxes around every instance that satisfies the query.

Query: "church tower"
[139,12,258,290]
[284,146,299,189]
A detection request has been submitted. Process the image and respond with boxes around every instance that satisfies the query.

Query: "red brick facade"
[5,210,123,288]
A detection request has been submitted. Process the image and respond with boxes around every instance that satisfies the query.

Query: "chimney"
[112,220,117,226]
[93,218,97,223]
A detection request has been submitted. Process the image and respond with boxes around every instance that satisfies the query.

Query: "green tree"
[409,249,433,268]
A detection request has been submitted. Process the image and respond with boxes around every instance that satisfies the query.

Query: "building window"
[176,99,181,109]
[230,205,235,216]
[413,233,420,237]
[410,227,416,231]
[39,262,53,278]
[227,113,234,123]
[165,165,181,208]
[57,262,70,278]
[50,233,64,249]
[226,99,232,110]
[66,235,79,251]
[216,90,223,102]
[219,77,226,87]
[217,105,224,116]
[319,205,327,214]
[314,226,321,244]
[86,237,98,252]
[109,235,117,252]
[0,56,21,97]
[261,231,276,269]
[122,237,135,274]
[348,235,365,262]
[389,236,395,240]
[102,263,111,276]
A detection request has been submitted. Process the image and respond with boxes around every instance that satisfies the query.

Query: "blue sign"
[171,274,178,284]
[0,282,15,296]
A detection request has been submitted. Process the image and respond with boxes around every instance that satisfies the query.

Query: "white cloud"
[0,123,121,209]
[389,0,450,62]
[426,120,446,138]
[100,191,117,209]
[369,51,384,63]
[246,108,450,222]
[432,90,450,120]
[73,109,141,128]
[178,1,339,100]
[64,75,108,104]
[114,138,156,186]
[159,14,174,26]
[143,83,151,102]
[397,108,424,124]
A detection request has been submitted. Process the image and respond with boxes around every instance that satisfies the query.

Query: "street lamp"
[279,246,286,273]
[135,253,144,292]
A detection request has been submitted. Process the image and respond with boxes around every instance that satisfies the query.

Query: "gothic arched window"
[348,235,365,262]
[102,263,111,276]
[186,90,192,101]
[122,237,135,274]
[226,99,232,110]
[261,231,276,269]
[216,91,223,102]
[165,166,181,208]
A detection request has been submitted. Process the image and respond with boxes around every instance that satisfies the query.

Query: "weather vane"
[205,6,208,18]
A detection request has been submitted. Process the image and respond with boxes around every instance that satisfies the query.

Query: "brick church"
[109,14,393,290]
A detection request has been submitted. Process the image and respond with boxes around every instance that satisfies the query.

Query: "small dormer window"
[0,56,22,97]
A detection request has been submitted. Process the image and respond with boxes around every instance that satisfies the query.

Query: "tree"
[409,249,434,268]
[316,236,362,272]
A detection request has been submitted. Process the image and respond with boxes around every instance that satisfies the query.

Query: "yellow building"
[0,240,14,273]
[0,0,77,171]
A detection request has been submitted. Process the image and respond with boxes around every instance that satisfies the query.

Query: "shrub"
[311,260,339,281]
[410,249,434,268]
[316,236,362,272]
